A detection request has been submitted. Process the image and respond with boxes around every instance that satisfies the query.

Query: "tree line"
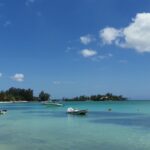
[63,93,127,101]
[0,87,50,102]
[0,88,127,102]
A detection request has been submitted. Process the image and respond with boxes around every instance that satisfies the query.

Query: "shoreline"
[0,101,28,104]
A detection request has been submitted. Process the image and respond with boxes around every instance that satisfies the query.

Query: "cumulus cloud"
[11,73,24,82]
[100,12,150,53]
[80,34,94,45]
[123,13,150,52]
[80,49,97,57]
[100,27,122,44]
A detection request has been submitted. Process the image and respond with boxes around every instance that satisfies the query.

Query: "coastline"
[0,101,28,104]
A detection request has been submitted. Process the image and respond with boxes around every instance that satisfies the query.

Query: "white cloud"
[0,73,2,77]
[80,34,94,45]
[123,13,150,52]
[80,49,97,57]
[100,27,122,44]
[100,12,150,53]
[11,73,24,82]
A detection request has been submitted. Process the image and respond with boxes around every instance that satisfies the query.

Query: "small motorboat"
[67,107,88,115]
[42,101,63,106]
[0,110,7,115]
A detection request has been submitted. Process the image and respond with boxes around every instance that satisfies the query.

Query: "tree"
[39,91,50,101]
[5,87,33,101]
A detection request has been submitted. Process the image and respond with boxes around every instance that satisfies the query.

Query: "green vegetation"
[63,93,127,101]
[0,88,126,102]
[39,91,50,102]
[0,87,50,102]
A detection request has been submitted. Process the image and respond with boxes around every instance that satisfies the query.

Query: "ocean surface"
[0,100,150,150]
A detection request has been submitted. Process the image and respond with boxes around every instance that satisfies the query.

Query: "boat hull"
[67,110,88,115]
[0,110,7,115]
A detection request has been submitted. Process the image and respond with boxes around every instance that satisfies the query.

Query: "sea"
[0,100,150,150]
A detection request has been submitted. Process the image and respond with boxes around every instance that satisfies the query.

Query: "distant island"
[0,87,50,102]
[0,87,127,102]
[63,93,127,101]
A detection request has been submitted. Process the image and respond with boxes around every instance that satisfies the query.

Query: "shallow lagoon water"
[0,101,150,150]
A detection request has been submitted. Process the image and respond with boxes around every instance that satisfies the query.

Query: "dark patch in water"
[91,116,150,128]
[88,111,143,118]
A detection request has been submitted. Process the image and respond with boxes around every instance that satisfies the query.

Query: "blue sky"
[0,0,150,99]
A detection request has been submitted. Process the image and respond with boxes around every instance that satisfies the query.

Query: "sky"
[0,0,150,99]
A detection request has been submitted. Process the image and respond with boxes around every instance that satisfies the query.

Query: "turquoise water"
[0,101,150,150]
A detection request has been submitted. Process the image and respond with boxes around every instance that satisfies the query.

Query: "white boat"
[0,110,7,115]
[42,101,63,106]
[67,107,88,115]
